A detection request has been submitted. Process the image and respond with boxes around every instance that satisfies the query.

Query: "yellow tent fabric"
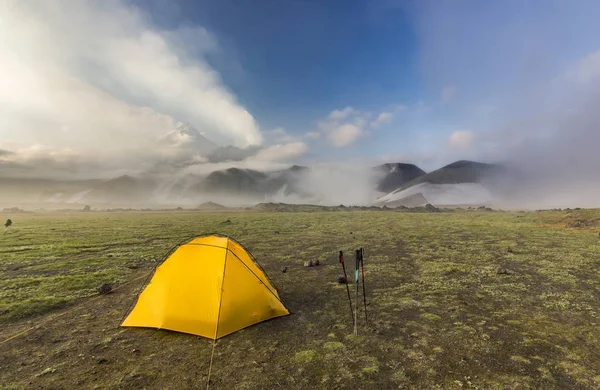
[121,235,289,339]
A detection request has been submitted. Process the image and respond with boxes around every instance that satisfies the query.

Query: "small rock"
[303,260,314,267]
[314,259,320,266]
[281,266,288,273]
[496,268,515,275]
[425,203,440,212]
[337,275,347,284]
[97,358,108,364]
[274,230,280,234]
[507,247,513,253]
[97,283,112,295]
[107,254,113,258]
[132,348,139,353]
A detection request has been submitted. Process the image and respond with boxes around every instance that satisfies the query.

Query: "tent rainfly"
[121,235,289,339]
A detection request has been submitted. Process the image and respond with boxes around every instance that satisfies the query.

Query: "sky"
[2,0,600,180]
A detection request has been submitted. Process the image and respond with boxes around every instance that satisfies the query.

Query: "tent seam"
[213,246,229,340]
[225,246,287,308]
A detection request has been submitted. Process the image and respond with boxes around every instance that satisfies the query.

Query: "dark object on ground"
[83,205,91,212]
[314,259,320,266]
[97,358,108,364]
[107,254,114,258]
[304,260,314,267]
[97,283,113,295]
[566,220,590,228]
[221,219,232,224]
[496,268,515,275]
[507,247,513,253]
[281,266,287,273]
[425,203,440,212]
[4,219,12,228]
[274,230,280,234]
[338,275,347,284]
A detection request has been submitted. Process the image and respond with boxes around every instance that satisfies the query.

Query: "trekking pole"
[360,248,368,326]
[354,249,360,336]
[339,251,355,323]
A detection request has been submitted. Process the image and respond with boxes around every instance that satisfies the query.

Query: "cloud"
[0,0,263,173]
[567,50,600,84]
[304,132,321,140]
[370,112,394,128]
[265,127,297,144]
[447,130,476,149]
[441,85,457,103]
[329,124,365,148]
[251,142,308,162]
[318,106,398,147]
[318,109,367,147]
[328,107,355,121]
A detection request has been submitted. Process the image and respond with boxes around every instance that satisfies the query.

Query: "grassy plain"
[1,207,600,389]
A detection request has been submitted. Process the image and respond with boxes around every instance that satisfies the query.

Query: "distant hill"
[375,160,505,207]
[191,165,311,199]
[394,160,504,192]
[81,175,157,204]
[373,163,427,193]
[197,201,228,210]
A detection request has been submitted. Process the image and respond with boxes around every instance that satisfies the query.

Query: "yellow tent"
[121,235,289,339]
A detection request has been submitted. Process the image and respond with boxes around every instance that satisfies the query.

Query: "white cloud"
[447,130,476,149]
[267,128,287,136]
[328,124,364,147]
[441,85,457,103]
[265,127,297,144]
[318,106,399,147]
[304,131,321,140]
[251,142,307,162]
[0,0,263,165]
[328,107,355,121]
[370,112,394,128]
[318,108,368,147]
[568,50,600,84]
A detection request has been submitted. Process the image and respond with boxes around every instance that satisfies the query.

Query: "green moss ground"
[1,208,599,389]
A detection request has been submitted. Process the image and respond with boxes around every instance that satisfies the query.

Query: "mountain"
[160,122,218,156]
[375,160,506,207]
[205,145,261,163]
[197,168,270,195]
[80,175,157,204]
[373,163,427,193]
[397,160,504,190]
[191,165,311,200]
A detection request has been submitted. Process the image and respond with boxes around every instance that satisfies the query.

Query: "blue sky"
[2,0,600,177]
[128,0,600,167]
